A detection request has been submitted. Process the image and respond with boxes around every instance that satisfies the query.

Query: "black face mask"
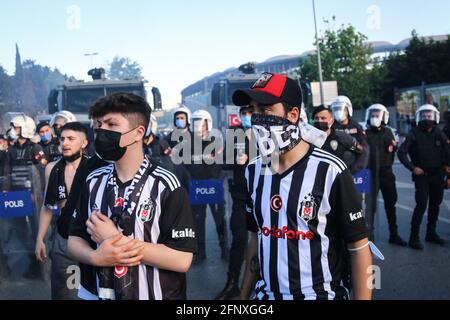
[251,113,302,156]
[95,128,138,162]
[314,121,329,132]
[64,152,82,163]
[418,120,436,131]
[53,126,62,138]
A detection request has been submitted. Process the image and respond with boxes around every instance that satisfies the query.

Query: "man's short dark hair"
[89,93,151,130]
[312,105,332,119]
[61,122,88,137]
[239,106,254,114]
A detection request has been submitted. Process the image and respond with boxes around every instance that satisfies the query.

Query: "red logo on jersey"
[114,197,124,208]
[270,195,283,212]
[261,226,314,241]
[114,266,128,279]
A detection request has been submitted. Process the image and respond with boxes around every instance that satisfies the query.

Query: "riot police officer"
[49,111,77,139]
[37,121,61,162]
[184,110,227,263]
[398,105,450,250]
[331,96,369,173]
[215,105,253,300]
[0,134,9,190]
[313,105,365,174]
[365,104,406,245]
[166,105,192,148]
[7,115,47,278]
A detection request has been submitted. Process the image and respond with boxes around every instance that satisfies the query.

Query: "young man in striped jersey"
[68,93,195,300]
[234,73,373,300]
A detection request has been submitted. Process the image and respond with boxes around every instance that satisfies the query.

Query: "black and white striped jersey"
[245,145,368,300]
[70,160,196,300]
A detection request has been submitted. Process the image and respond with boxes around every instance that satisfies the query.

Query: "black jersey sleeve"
[69,178,92,244]
[329,169,368,244]
[158,187,196,253]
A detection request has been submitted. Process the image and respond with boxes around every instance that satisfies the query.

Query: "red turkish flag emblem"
[115,197,124,208]
[114,266,128,279]
[229,115,241,127]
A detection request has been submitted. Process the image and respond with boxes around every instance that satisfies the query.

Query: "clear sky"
[1,0,449,108]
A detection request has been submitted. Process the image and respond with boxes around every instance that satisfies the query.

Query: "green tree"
[107,56,143,80]
[299,20,374,109]
[379,31,450,105]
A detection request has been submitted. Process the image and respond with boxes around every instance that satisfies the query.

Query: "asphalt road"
[0,162,449,300]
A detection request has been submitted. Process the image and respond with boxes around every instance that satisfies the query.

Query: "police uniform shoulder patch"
[330,140,338,151]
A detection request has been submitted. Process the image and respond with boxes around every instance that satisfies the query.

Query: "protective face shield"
[331,106,348,123]
[8,128,19,141]
[191,110,213,134]
[415,104,440,130]
[365,104,389,128]
[50,111,77,137]
[193,119,207,135]
[10,115,36,139]
[331,96,353,123]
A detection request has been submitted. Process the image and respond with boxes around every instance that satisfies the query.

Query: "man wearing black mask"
[398,104,450,250]
[68,93,195,300]
[313,105,364,174]
[35,122,89,299]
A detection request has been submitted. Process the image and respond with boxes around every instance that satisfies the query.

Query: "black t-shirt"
[69,160,196,300]
[58,155,108,239]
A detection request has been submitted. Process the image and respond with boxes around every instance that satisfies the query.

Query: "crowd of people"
[0,72,449,300]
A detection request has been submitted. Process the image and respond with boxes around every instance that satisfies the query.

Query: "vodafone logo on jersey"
[114,266,128,279]
[229,114,241,127]
[270,195,282,212]
[261,226,314,241]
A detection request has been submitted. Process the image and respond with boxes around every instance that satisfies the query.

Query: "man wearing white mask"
[365,104,407,246]
[331,96,369,174]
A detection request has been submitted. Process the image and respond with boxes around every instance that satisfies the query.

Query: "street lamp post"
[84,52,99,68]
[312,0,325,105]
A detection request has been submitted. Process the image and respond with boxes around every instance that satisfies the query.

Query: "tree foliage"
[107,56,143,80]
[300,20,373,108]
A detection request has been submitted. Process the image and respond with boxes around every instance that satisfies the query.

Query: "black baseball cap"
[36,121,51,132]
[232,73,303,107]
[312,105,332,119]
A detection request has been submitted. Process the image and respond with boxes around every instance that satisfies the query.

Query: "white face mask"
[370,117,382,128]
[0,145,4,151]
[8,129,19,141]
[333,110,347,123]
